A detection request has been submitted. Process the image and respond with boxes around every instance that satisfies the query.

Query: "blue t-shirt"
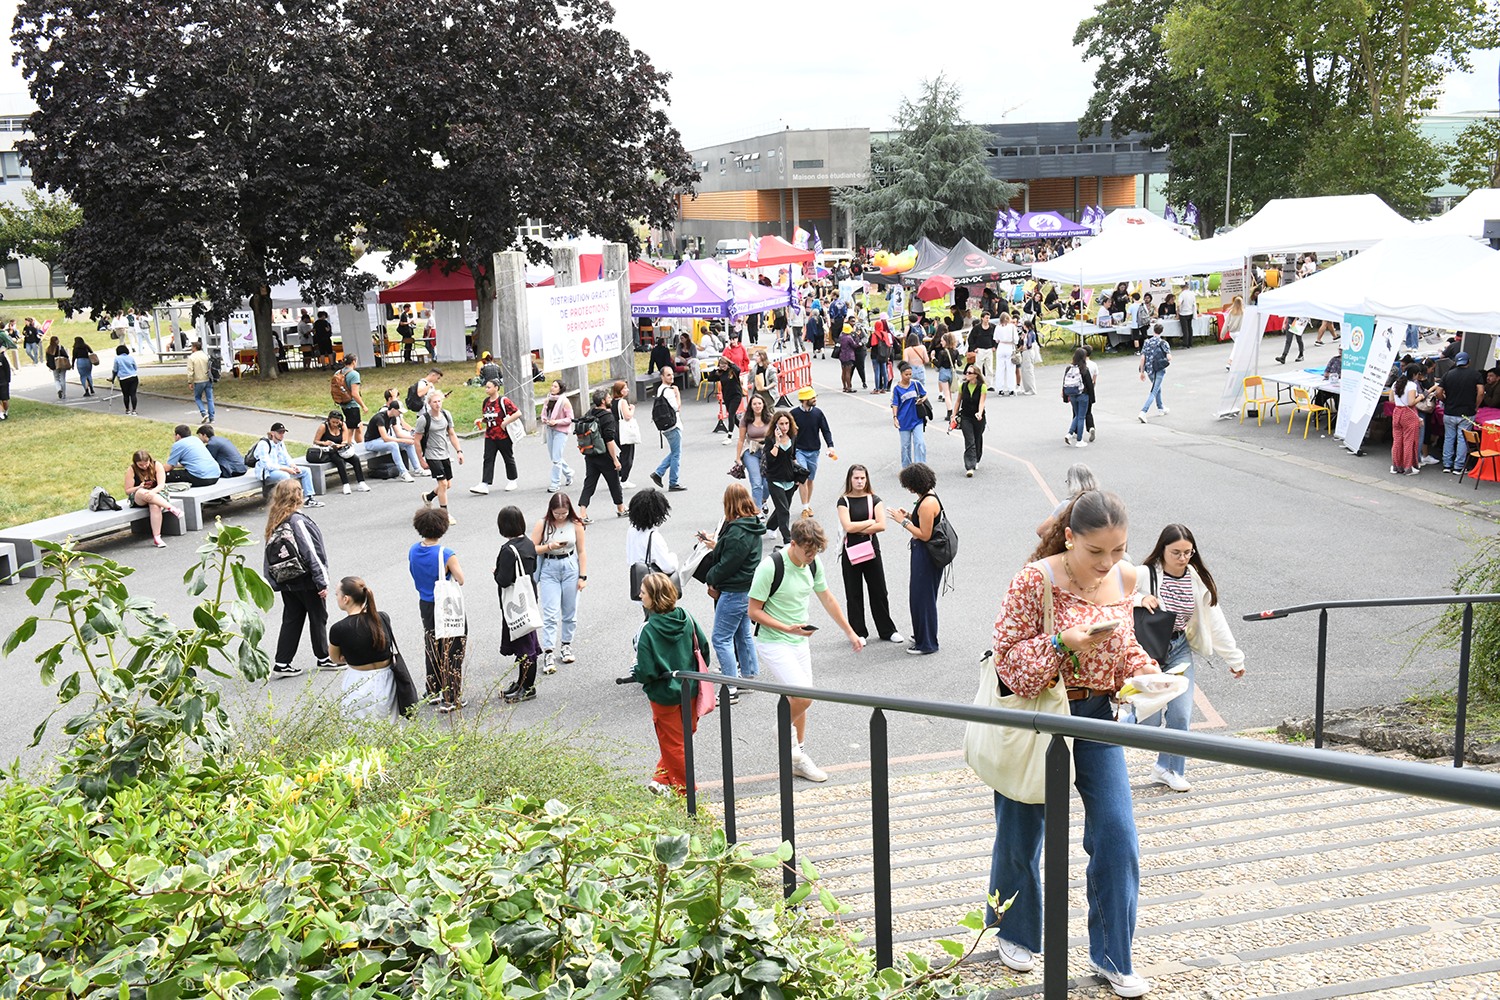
[891,380,927,431]
[167,436,221,479]
[345,369,361,392]
[408,543,451,603]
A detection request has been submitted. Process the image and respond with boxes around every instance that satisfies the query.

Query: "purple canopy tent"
[630,259,790,319]
[1007,211,1091,241]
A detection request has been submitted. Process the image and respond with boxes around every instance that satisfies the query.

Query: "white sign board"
[526,278,624,371]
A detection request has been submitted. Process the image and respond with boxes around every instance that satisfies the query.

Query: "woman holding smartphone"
[763,409,800,545]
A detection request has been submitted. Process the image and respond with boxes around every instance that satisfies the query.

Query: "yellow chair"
[1285,386,1329,438]
[1239,376,1280,425]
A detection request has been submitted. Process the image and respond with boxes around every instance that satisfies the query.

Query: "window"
[791,158,825,169]
[2,152,19,178]
[5,261,21,289]
[49,262,67,289]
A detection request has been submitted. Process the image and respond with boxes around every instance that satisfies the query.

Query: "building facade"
[980,120,1171,217]
[0,115,73,302]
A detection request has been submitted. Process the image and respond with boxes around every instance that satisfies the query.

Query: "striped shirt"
[1158,568,1195,632]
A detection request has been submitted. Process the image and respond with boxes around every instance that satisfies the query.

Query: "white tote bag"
[500,547,542,638]
[432,547,467,639]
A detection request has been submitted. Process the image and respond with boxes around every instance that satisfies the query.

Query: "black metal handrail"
[1244,592,1500,766]
[670,670,1500,998]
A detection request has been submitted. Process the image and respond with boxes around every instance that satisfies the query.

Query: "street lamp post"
[1224,132,1248,228]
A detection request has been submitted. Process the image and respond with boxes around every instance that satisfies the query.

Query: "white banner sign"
[1336,313,1401,454]
[526,278,623,371]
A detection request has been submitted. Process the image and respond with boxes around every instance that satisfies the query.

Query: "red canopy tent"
[536,255,668,292]
[377,262,477,303]
[727,235,815,269]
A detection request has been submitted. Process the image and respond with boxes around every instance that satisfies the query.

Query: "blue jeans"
[1069,393,1090,440]
[711,589,758,681]
[537,554,578,649]
[546,428,574,489]
[1137,635,1195,776]
[75,357,94,393]
[24,342,41,365]
[899,426,926,468]
[193,380,215,419]
[874,360,891,391]
[365,437,419,475]
[262,466,315,497]
[987,694,1140,977]
[1443,414,1469,470]
[742,447,767,509]
[1140,371,1164,413]
[654,427,681,485]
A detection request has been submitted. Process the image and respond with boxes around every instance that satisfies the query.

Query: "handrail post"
[1456,603,1473,769]
[681,676,697,816]
[1043,734,1070,999]
[720,682,737,844]
[777,695,797,900]
[870,709,893,970]
[1314,609,1329,749]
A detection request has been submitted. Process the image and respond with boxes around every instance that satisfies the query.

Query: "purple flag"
[1184,202,1199,226]
[993,208,1007,239]
[1164,205,1179,224]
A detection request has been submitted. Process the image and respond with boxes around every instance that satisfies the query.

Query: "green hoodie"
[704,516,767,592]
[632,606,711,706]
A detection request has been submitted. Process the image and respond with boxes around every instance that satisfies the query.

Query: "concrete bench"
[0,504,185,579]
[178,460,328,530]
[0,541,18,584]
[633,370,663,403]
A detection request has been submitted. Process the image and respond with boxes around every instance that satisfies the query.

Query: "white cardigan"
[1133,563,1246,675]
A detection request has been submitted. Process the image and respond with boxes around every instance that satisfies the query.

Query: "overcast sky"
[0,0,1493,148]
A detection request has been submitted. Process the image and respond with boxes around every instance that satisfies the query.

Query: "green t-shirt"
[748,552,827,645]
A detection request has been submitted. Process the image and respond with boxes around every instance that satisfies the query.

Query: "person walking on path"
[703,355,744,445]
[957,363,987,476]
[609,380,640,488]
[835,465,902,644]
[736,394,774,514]
[650,366,686,491]
[472,380,523,494]
[890,462,944,655]
[21,317,41,366]
[124,449,184,548]
[531,492,588,675]
[264,478,334,679]
[576,388,627,523]
[494,504,544,704]
[837,324,859,392]
[1137,322,1171,422]
[793,386,837,515]
[72,337,97,396]
[45,335,69,399]
[891,362,928,468]
[1062,348,1093,448]
[970,312,997,389]
[186,340,215,421]
[762,410,801,545]
[933,330,959,420]
[329,355,367,439]
[630,572,711,794]
[414,390,464,524]
[408,506,467,712]
[993,314,1018,396]
[703,482,767,701]
[539,380,576,492]
[110,345,139,415]
[253,422,323,503]
[1131,524,1246,792]
[1018,321,1039,395]
[748,518,866,782]
[870,314,895,393]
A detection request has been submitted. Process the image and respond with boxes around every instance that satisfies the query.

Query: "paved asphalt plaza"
[2,336,1491,790]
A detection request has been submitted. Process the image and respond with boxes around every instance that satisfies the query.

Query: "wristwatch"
[579,575,588,581]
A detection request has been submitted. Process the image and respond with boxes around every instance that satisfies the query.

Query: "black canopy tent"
[903,238,1030,286]
[860,237,950,286]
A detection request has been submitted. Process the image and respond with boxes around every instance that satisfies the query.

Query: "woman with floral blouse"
[984,490,1158,998]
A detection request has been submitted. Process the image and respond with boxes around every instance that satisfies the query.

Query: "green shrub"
[1420,530,1500,702]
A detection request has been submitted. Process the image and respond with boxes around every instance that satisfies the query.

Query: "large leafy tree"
[1446,118,1500,192]
[13,0,380,376]
[836,75,1018,249]
[0,188,82,284]
[355,0,695,355]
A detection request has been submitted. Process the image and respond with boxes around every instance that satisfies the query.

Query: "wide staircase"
[729,751,1500,999]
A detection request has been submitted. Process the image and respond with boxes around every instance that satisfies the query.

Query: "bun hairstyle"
[339,576,387,651]
[1029,490,1128,562]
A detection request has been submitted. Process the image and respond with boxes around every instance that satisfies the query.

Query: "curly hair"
[627,488,672,530]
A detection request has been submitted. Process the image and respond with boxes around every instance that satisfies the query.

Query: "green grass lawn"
[0,299,108,372]
[0,400,294,526]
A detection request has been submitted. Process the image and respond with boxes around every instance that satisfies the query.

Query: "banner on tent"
[1336,313,1400,454]
[1220,265,1249,304]
[527,278,624,371]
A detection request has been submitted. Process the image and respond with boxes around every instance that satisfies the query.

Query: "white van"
[819,247,855,264]
[714,239,749,259]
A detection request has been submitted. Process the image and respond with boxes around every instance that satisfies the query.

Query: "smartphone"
[1086,620,1121,636]
[799,624,819,633]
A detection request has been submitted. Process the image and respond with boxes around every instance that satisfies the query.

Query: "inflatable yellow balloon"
[880,246,918,275]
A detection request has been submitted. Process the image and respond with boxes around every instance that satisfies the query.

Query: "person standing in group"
[312,411,368,494]
[870,313,894,393]
[494,505,543,704]
[737,393,774,513]
[408,506,466,712]
[891,362,929,468]
[471,380,523,494]
[890,462,944,656]
[365,399,420,482]
[993,313,1018,396]
[792,386,836,516]
[1390,362,1427,476]
[1062,347,1094,448]
[540,380,576,492]
[630,572,711,794]
[650,366,686,491]
[124,449,183,548]
[703,482,768,702]
[110,344,139,415]
[750,348,779,415]
[837,322,859,392]
[252,422,324,503]
[186,340,215,421]
[850,308,871,390]
[72,336,97,396]
[987,490,1158,996]
[196,424,245,479]
[806,302,826,359]
[397,304,415,364]
[0,348,9,420]
[1018,320,1039,395]
[1176,282,1197,348]
[902,328,930,386]
[970,312,997,389]
[703,354,744,446]
[1132,524,1246,792]
[414,390,464,524]
[329,577,398,722]
[576,388,627,522]
[1439,350,1487,475]
[1137,322,1172,423]
[933,330,959,421]
[835,465,902,644]
[625,487,677,618]
[45,335,69,399]
[609,380,640,488]
[748,518,866,782]
[957,363,987,476]
[264,479,334,679]
[531,492,588,675]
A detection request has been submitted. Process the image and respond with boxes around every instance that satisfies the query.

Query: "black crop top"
[329,612,391,666]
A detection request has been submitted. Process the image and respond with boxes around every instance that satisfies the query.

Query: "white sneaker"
[1075,439,1089,449]
[415,469,433,477]
[1156,407,1169,416]
[621,480,636,489]
[504,480,518,491]
[355,482,371,492]
[1137,412,1148,423]
[1065,433,1076,447]
[400,472,414,482]
[541,650,557,675]
[887,632,904,643]
[470,483,491,495]
[1421,455,1440,466]
[1091,962,1152,997]
[996,938,1036,973]
[1151,765,1191,792]
[722,435,734,446]
[791,751,828,782]
[342,483,352,495]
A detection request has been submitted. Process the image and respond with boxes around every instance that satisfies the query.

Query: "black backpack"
[243,436,269,469]
[265,517,308,584]
[651,388,677,431]
[405,381,422,412]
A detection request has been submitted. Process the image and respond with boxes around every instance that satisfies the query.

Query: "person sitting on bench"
[164,423,221,487]
[124,449,183,548]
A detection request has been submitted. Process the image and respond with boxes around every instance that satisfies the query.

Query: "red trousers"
[1391,405,1421,472]
[650,700,698,791]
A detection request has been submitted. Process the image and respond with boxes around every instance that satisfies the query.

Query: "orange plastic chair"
[1286,387,1329,439]
[1239,376,1280,425]
[1462,428,1500,489]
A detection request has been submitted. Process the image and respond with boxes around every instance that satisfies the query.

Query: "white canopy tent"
[1032,218,1242,284]
[1417,188,1500,240]
[1195,194,1415,261]
[1363,251,1500,335]
[1257,234,1496,324]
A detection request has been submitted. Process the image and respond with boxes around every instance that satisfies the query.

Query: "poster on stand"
[1215,306,1263,418]
[526,278,623,372]
[1337,313,1400,454]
